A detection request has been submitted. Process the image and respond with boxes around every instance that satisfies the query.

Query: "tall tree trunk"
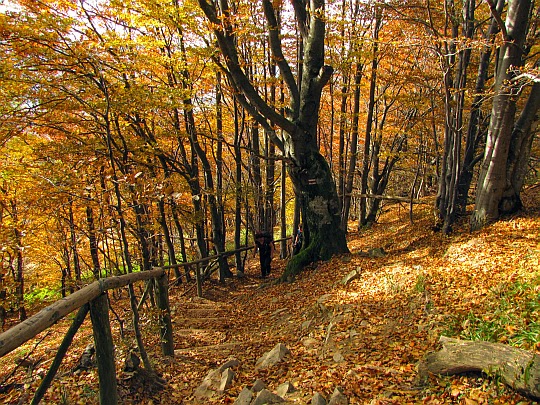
[436,0,475,234]
[457,0,504,214]
[10,201,26,321]
[233,98,245,275]
[250,122,265,231]
[337,0,349,212]
[471,0,533,230]
[359,7,382,228]
[341,62,363,230]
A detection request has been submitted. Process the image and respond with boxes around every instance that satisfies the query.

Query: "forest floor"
[0,185,539,404]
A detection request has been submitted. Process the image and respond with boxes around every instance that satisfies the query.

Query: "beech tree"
[471,0,537,230]
[197,0,349,276]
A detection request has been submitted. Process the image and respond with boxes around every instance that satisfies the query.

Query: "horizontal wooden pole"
[0,268,165,358]
[159,237,292,270]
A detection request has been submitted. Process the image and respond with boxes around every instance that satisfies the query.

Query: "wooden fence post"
[195,263,202,297]
[89,293,118,405]
[155,273,174,356]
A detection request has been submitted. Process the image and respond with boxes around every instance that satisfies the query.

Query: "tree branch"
[484,0,508,41]
[262,0,300,116]
[197,0,298,138]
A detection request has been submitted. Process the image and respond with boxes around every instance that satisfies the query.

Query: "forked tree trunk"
[471,0,533,230]
[501,81,540,214]
[198,0,349,277]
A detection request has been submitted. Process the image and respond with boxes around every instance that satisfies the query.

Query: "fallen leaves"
[0,189,539,404]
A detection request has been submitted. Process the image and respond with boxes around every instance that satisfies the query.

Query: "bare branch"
[262,0,300,116]
[484,0,509,40]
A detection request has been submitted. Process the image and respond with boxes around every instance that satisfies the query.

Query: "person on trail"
[292,223,303,256]
[254,231,275,278]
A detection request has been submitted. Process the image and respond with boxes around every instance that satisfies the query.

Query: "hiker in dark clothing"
[254,232,275,278]
[292,223,303,256]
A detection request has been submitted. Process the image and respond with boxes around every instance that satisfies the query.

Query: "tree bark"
[501,81,540,213]
[9,201,27,321]
[436,0,475,234]
[359,7,382,228]
[471,0,533,230]
[418,336,540,400]
[154,273,174,356]
[456,0,504,214]
[233,99,246,274]
[341,61,363,230]
[198,0,349,277]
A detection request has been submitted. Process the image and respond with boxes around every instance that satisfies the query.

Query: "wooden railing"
[0,238,290,404]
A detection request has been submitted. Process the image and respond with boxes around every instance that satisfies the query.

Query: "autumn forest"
[0,0,539,403]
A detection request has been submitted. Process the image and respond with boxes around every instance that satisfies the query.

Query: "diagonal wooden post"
[31,303,90,405]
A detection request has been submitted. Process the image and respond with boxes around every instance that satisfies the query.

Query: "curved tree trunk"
[198,0,349,277]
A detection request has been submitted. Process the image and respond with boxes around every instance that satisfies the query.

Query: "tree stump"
[418,336,540,399]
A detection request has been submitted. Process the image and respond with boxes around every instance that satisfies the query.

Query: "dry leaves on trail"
[0,187,539,404]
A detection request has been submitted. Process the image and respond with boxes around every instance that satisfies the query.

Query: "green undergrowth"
[456,277,540,350]
[24,286,61,306]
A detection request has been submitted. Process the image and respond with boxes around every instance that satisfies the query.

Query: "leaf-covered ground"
[1,185,539,404]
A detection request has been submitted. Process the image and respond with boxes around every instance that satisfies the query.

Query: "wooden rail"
[0,268,165,358]
[0,239,291,404]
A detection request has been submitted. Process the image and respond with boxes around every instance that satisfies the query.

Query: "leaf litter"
[0,185,538,404]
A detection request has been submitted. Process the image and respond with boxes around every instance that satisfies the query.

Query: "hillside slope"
[0,185,538,404]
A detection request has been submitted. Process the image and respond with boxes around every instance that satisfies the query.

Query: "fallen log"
[418,336,540,399]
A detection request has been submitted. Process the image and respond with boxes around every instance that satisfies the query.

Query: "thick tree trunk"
[456,0,504,214]
[418,336,540,400]
[199,0,349,276]
[501,82,540,214]
[283,149,348,280]
[471,0,532,230]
